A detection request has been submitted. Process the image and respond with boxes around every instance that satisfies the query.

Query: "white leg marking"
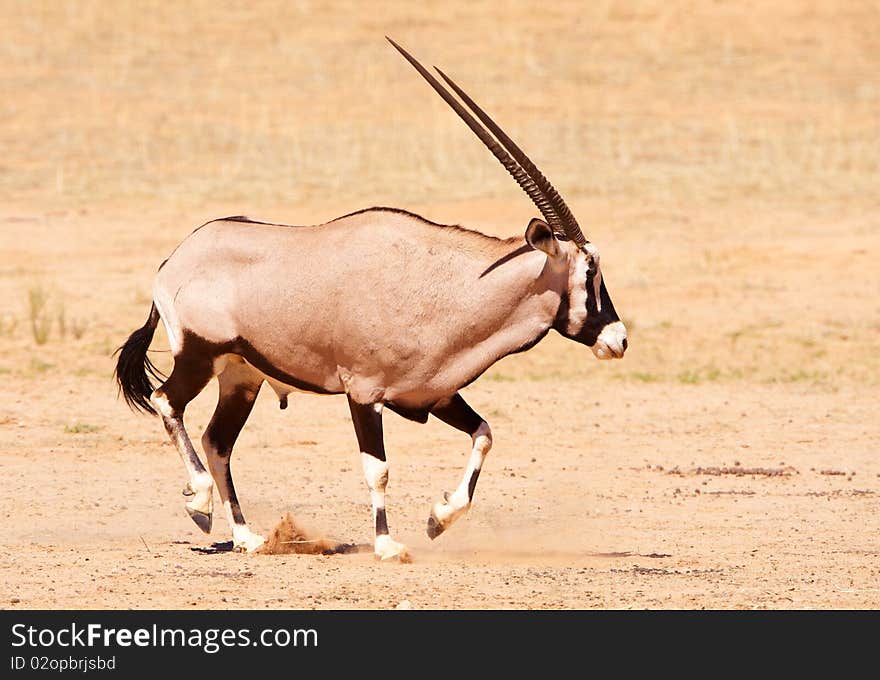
[374,534,409,562]
[150,391,174,418]
[227,501,265,553]
[204,438,264,553]
[186,471,214,517]
[430,421,492,532]
[361,453,409,562]
[151,390,214,520]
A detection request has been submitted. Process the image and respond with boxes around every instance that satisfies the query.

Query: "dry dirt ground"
[1,2,879,609]
[1,201,877,610]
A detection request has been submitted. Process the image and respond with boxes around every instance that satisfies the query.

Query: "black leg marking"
[157,352,215,414]
[202,370,262,539]
[385,401,430,423]
[347,397,386,461]
[430,393,483,434]
[467,468,481,501]
[204,384,260,457]
[224,466,246,525]
[375,507,389,536]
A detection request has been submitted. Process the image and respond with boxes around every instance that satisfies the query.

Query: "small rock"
[395,600,413,610]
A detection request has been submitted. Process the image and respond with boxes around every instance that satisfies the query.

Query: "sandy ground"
[0,203,878,610]
[1,373,878,609]
[1,2,878,609]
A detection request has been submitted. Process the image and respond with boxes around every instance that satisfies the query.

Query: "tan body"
[157,209,565,410]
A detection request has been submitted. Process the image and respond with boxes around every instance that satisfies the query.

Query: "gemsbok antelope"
[114,38,627,561]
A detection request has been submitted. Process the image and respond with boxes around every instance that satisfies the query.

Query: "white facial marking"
[566,253,589,334]
[591,320,628,360]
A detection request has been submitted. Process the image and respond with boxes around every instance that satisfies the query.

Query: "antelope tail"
[113,303,164,416]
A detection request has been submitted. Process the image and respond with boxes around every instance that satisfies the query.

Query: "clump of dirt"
[256,513,365,556]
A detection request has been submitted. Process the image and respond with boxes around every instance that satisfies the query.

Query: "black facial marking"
[375,507,389,536]
[585,269,599,317]
[553,275,620,348]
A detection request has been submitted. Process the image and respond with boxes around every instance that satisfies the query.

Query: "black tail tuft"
[114,304,165,416]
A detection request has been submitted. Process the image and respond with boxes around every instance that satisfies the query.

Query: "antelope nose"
[622,338,628,352]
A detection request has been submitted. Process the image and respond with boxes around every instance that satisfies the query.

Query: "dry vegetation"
[1,0,877,385]
[0,1,878,608]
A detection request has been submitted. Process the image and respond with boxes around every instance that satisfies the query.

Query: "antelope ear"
[524,218,560,258]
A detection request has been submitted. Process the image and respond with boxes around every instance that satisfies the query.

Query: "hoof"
[375,549,412,564]
[374,535,412,563]
[233,534,266,554]
[426,515,445,540]
[186,507,213,534]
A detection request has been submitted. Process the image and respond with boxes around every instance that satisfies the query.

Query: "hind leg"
[201,358,265,553]
[150,351,216,533]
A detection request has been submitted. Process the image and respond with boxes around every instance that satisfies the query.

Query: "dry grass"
[1,0,877,210]
[27,285,52,345]
[0,1,877,388]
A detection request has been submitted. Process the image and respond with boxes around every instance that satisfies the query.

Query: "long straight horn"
[433,66,587,247]
[387,37,569,240]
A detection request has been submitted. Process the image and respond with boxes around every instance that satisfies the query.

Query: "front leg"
[347,397,410,562]
[426,393,492,539]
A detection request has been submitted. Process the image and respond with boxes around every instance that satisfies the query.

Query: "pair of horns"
[387,37,587,247]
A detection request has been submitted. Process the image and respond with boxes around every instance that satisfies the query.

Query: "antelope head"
[389,38,628,360]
